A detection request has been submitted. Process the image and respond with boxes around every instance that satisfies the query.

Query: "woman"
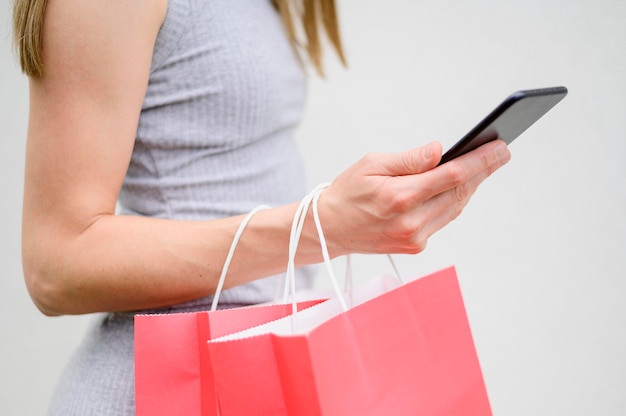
[13,0,510,414]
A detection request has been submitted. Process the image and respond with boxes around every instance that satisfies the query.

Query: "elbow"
[22,253,73,317]
[23,267,65,317]
[22,225,88,316]
[21,207,106,316]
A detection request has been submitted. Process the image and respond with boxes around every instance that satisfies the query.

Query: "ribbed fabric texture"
[119,0,314,308]
[48,1,314,414]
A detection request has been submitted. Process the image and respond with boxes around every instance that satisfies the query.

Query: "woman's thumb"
[381,141,442,176]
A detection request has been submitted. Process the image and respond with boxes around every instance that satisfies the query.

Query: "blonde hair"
[12,0,48,78]
[273,0,347,75]
[13,0,346,78]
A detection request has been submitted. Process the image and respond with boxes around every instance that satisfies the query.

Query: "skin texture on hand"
[317,140,510,257]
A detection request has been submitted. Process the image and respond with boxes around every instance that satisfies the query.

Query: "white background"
[1,0,625,414]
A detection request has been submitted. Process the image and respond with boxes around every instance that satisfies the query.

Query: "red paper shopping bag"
[134,299,325,416]
[208,266,491,416]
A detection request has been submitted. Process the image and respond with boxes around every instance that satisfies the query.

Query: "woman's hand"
[317,140,511,256]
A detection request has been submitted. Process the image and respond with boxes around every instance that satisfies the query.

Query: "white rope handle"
[210,205,272,311]
[285,184,350,332]
[343,255,403,284]
[386,254,404,284]
[285,184,407,331]
[311,188,348,311]
[211,186,406,329]
[283,182,332,302]
[312,192,404,299]
[341,254,404,308]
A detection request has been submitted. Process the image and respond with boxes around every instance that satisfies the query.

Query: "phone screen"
[438,87,568,165]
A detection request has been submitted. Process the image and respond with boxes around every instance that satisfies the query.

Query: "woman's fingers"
[401,139,511,203]
[402,140,512,248]
[368,141,443,177]
[319,139,511,256]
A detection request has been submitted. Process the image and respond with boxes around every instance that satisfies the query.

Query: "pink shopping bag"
[134,299,326,416]
[208,266,491,416]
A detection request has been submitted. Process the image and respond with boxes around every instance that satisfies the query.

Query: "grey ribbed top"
[118,0,314,308]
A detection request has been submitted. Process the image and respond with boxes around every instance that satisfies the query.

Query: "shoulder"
[41,0,167,72]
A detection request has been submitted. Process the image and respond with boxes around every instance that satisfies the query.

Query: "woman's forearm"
[22,202,328,316]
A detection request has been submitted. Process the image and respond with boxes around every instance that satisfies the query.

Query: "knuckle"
[400,150,418,173]
[387,190,413,214]
[378,180,415,216]
[487,158,499,176]
[406,236,428,255]
[400,217,422,237]
[450,187,470,219]
[384,216,423,244]
[451,202,464,220]
[481,149,499,176]
[445,163,468,187]
[359,152,383,168]
[382,217,429,255]
[385,219,417,241]
[453,183,471,203]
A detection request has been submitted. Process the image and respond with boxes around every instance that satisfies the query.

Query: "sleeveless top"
[48,2,316,415]
[118,0,314,309]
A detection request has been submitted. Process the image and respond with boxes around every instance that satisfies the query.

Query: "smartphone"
[437,86,568,165]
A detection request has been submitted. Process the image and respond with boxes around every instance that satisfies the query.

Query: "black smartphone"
[438,86,568,165]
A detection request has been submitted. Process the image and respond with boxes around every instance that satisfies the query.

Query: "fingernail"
[423,142,433,160]
[496,142,510,163]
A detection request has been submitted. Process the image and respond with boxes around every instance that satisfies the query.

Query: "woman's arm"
[22,0,510,316]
